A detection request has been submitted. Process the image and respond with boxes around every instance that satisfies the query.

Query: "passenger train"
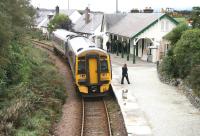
[52,29,112,97]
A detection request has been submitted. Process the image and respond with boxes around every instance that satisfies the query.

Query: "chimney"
[56,6,59,15]
[85,7,90,24]
[130,8,139,13]
[143,7,154,13]
[48,13,54,20]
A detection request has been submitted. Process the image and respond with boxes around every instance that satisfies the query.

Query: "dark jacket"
[122,67,128,76]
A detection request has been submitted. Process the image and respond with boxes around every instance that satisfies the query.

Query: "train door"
[88,58,98,84]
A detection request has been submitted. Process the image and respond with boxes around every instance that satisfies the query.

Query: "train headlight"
[78,79,87,85]
[92,90,96,92]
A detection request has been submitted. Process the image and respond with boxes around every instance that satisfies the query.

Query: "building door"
[136,42,138,56]
[142,39,144,55]
[89,58,98,84]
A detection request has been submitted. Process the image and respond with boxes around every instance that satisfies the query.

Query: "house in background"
[35,6,81,36]
[60,9,81,24]
[34,8,54,34]
[73,7,104,48]
[102,12,178,63]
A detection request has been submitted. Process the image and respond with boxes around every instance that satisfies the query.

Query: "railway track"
[81,98,112,136]
[31,40,53,51]
[32,40,112,136]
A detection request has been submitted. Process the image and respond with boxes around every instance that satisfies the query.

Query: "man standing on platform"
[121,64,130,84]
[106,40,110,52]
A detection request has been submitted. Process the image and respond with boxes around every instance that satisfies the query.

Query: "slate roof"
[107,13,176,38]
[35,9,79,28]
[35,9,54,26]
[60,9,76,16]
[104,13,126,30]
[73,13,103,34]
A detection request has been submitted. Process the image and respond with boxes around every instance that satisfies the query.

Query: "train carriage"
[52,29,112,97]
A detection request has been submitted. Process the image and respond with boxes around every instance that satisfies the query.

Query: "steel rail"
[81,98,112,136]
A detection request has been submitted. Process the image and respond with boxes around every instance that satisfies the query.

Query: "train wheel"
[109,84,115,96]
[75,85,81,97]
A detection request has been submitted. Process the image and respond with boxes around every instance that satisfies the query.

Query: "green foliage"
[174,29,200,78]
[191,7,200,28]
[164,23,189,46]
[26,28,44,40]
[188,66,200,97]
[48,14,73,33]
[0,0,35,46]
[0,42,66,136]
[159,54,178,78]
[174,17,187,23]
[159,28,200,98]
[159,24,189,79]
[0,1,65,135]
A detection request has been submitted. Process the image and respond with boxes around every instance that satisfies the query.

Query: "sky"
[31,0,200,13]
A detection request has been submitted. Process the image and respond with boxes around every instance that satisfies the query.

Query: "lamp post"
[68,0,69,10]
[132,40,136,64]
[133,45,135,64]
[127,39,130,61]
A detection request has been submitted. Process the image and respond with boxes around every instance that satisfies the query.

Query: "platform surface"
[110,54,200,136]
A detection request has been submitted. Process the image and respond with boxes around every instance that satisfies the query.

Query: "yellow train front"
[52,29,112,97]
[75,48,112,97]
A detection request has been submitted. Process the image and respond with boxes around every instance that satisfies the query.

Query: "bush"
[159,27,200,99]
[0,42,66,135]
[164,23,189,46]
[188,66,200,97]
[48,14,73,33]
[174,29,200,78]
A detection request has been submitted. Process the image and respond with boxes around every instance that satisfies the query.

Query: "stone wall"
[158,70,200,110]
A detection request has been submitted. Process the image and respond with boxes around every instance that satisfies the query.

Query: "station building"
[34,6,178,63]
[101,13,179,63]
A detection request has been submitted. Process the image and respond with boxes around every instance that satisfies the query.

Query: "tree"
[191,7,200,28]
[164,23,189,46]
[174,29,200,78]
[0,0,35,46]
[0,0,35,90]
[159,24,189,78]
[48,14,73,33]
[188,66,200,97]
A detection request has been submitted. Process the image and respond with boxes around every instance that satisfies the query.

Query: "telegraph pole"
[116,0,118,13]
[68,0,69,10]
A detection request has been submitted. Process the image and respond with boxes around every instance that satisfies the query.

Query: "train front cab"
[75,51,112,97]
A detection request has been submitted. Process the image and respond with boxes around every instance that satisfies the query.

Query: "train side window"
[65,42,68,51]
[100,60,108,72]
[78,61,86,74]
[69,51,73,56]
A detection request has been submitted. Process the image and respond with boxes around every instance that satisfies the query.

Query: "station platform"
[110,54,153,136]
[110,53,200,136]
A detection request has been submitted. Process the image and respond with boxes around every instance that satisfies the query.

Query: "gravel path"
[104,95,128,136]
[36,47,82,136]
[53,59,82,136]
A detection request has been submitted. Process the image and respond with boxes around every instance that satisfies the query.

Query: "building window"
[165,21,169,31]
[161,21,164,32]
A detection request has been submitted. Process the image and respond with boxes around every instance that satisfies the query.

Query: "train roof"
[69,37,107,56]
[52,29,77,41]
[53,29,107,56]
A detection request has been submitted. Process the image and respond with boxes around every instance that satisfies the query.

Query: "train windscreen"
[100,60,108,72]
[78,61,86,74]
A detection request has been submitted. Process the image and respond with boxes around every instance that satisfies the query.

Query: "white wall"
[131,17,177,62]
[136,17,177,41]
[70,11,81,24]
